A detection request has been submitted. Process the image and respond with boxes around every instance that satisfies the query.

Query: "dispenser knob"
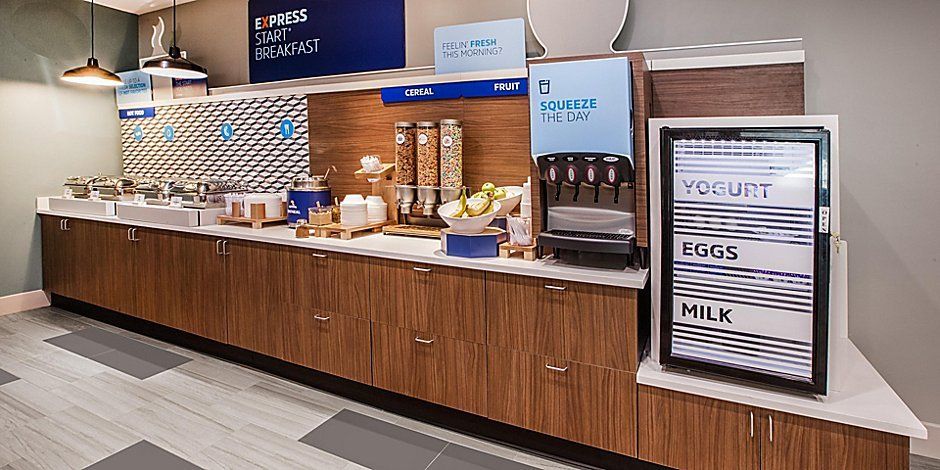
[604,165,620,186]
[565,165,578,185]
[547,165,561,184]
[585,164,600,186]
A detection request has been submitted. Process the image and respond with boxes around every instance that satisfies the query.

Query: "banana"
[466,196,492,217]
[451,192,467,218]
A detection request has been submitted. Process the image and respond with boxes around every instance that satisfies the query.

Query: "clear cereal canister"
[439,119,463,188]
[394,122,416,185]
[416,121,440,187]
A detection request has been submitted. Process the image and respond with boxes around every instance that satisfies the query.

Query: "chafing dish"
[63,176,99,198]
[63,175,137,200]
[90,175,138,200]
[135,177,175,203]
[168,179,247,208]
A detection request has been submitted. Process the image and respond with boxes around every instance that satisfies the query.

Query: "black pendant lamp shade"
[61,0,123,87]
[142,0,207,79]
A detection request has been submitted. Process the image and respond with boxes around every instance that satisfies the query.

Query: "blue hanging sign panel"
[248,0,405,83]
[381,78,527,104]
[433,18,527,74]
[119,107,156,120]
[529,57,633,165]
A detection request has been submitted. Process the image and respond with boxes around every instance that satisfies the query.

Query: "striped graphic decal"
[669,138,819,381]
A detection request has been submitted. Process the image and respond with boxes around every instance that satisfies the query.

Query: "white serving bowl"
[438,198,502,234]
[494,186,523,216]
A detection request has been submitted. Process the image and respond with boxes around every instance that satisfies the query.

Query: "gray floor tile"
[44,333,113,358]
[300,409,448,470]
[90,350,179,380]
[84,441,202,470]
[429,444,537,470]
[44,327,190,380]
[0,369,17,387]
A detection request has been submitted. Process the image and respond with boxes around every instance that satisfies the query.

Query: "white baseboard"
[912,421,939,459]
[0,290,51,317]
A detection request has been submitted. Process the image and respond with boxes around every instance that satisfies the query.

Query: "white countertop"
[637,338,927,439]
[36,198,648,289]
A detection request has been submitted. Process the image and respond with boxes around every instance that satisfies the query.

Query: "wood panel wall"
[650,63,805,118]
[307,92,531,203]
[306,56,804,252]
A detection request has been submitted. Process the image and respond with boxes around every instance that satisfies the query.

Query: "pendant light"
[61,0,123,87]
[141,0,208,79]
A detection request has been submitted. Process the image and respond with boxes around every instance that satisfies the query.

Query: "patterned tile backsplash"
[121,94,310,193]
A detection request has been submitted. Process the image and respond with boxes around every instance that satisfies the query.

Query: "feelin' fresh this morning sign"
[433,19,526,75]
[248,0,405,83]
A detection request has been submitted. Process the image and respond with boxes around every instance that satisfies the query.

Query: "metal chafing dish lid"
[170,179,245,195]
[91,175,138,189]
[64,175,98,186]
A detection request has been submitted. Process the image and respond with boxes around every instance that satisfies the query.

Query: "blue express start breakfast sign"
[248,0,405,83]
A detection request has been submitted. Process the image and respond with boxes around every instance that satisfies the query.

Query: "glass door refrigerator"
[659,127,831,395]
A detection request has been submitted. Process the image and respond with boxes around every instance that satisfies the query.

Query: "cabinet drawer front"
[372,259,485,343]
[638,386,757,470]
[285,311,372,385]
[373,323,486,415]
[486,273,637,371]
[225,241,290,359]
[566,283,636,371]
[290,249,371,320]
[487,346,636,456]
[485,273,566,358]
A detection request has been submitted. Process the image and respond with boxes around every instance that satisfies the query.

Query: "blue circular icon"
[133,125,144,142]
[280,119,295,139]
[163,125,175,142]
[221,123,233,141]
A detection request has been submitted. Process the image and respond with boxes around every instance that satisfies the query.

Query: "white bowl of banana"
[438,194,502,234]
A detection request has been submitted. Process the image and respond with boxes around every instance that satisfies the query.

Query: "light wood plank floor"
[0,308,580,469]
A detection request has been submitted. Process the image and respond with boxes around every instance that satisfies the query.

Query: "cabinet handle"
[545,363,569,372]
[413,267,432,272]
[311,252,328,259]
[129,228,139,242]
[544,285,566,291]
[768,414,774,442]
[414,336,434,344]
[62,219,70,231]
[127,227,134,241]
[749,411,754,438]
[59,219,65,231]
[216,240,223,255]
[222,240,230,256]
[313,315,331,321]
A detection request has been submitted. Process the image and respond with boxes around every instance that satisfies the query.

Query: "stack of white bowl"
[365,196,388,223]
[340,195,368,227]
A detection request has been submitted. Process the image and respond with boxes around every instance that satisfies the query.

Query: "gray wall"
[0,0,139,296]
[615,0,940,426]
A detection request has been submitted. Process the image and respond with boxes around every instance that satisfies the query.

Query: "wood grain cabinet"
[373,322,486,415]
[370,259,485,344]
[486,346,636,456]
[224,239,291,359]
[638,385,909,470]
[287,248,370,319]
[135,230,228,342]
[486,273,637,371]
[41,216,94,302]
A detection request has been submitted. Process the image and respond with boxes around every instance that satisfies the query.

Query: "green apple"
[481,182,496,193]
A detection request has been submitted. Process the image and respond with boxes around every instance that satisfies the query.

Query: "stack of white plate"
[340,195,368,227]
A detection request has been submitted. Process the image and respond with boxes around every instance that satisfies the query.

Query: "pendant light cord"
[90,0,95,58]
[173,0,177,49]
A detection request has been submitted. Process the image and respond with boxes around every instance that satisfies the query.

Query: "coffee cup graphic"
[538,79,551,94]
